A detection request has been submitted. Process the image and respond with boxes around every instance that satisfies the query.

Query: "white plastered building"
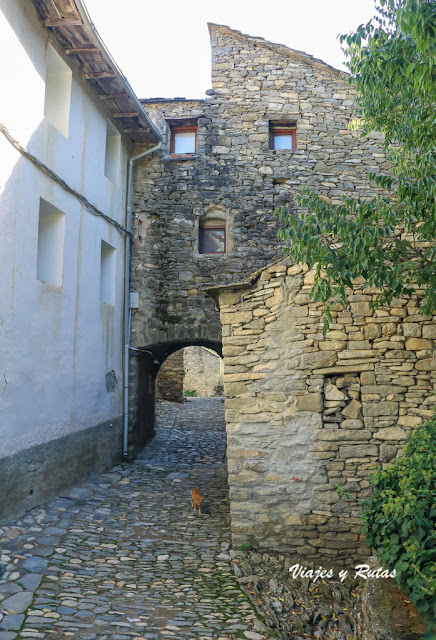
[0,0,161,519]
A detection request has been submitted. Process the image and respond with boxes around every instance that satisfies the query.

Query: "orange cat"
[191,488,203,515]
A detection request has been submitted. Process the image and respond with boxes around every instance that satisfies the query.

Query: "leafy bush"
[184,389,198,397]
[362,414,436,638]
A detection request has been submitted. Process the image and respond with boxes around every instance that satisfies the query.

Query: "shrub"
[362,414,436,638]
[184,389,198,397]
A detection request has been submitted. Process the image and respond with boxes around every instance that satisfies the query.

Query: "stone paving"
[0,398,274,640]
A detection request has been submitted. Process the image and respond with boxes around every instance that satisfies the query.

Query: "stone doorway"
[128,340,222,457]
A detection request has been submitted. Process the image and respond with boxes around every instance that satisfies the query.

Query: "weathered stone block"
[373,427,407,440]
[360,371,376,385]
[318,429,371,441]
[350,301,372,316]
[364,324,382,339]
[342,399,362,419]
[340,419,364,429]
[362,401,398,417]
[296,393,323,412]
[299,352,337,370]
[405,338,433,351]
[340,444,378,458]
[422,325,436,339]
[221,311,253,325]
[397,415,422,427]
[324,383,347,401]
[338,349,376,359]
[415,358,436,371]
[380,444,397,462]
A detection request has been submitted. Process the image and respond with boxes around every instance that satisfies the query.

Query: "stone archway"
[128,339,222,457]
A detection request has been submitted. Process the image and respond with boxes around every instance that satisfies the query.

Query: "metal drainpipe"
[123,142,162,457]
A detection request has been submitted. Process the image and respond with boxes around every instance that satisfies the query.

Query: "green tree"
[276,0,436,331]
[362,414,436,637]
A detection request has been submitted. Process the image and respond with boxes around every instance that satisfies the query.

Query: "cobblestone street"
[0,398,272,640]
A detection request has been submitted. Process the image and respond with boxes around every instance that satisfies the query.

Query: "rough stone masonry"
[127,24,435,564]
[128,23,390,452]
[207,259,435,565]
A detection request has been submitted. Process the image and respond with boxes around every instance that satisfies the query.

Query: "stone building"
[128,23,389,451]
[206,260,435,565]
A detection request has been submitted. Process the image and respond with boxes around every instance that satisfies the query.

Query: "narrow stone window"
[104,120,121,186]
[44,44,72,137]
[169,123,197,155]
[100,240,116,305]
[36,198,65,286]
[269,121,297,150]
[199,210,226,254]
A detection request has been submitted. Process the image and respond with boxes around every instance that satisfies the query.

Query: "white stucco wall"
[0,0,130,459]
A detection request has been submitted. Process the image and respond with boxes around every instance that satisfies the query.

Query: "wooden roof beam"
[98,93,129,100]
[65,46,100,55]
[112,112,140,118]
[44,17,82,27]
[123,128,150,133]
[84,71,116,80]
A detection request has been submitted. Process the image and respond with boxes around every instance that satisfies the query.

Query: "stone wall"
[130,23,388,357]
[156,347,222,401]
[184,347,222,396]
[208,259,436,565]
[156,349,184,402]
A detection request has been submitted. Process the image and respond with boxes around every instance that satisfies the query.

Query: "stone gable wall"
[215,260,436,565]
[130,24,389,354]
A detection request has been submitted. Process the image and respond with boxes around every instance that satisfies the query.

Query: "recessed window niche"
[198,209,227,254]
[100,240,116,305]
[36,198,65,286]
[104,121,121,186]
[44,44,72,137]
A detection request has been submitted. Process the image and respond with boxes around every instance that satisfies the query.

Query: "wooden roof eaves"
[32,0,162,145]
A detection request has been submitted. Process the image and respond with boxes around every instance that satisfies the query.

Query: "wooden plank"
[123,128,150,133]
[84,71,116,79]
[112,112,140,118]
[98,93,129,100]
[65,46,99,54]
[44,17,82,27]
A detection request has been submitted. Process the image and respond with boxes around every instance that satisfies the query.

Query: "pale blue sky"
[84,0,379,99]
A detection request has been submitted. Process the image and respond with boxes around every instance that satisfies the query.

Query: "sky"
[84,0,379,100]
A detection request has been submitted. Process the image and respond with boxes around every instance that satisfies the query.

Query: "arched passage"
[128,339,222,457]
[157,346,223,402]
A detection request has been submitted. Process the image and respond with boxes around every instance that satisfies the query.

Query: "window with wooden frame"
[269,121,297,150]
[169,123,197,155]
[198,210,227,254]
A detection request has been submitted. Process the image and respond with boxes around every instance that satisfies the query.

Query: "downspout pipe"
[123,142,162,457]
[71,1,162,458]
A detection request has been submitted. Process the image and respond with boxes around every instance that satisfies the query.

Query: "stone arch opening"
[128,339,222,457]
[157,345,223,403]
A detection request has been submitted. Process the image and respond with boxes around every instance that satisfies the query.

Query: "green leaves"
[361,415,436,634]
[277,0,436,328]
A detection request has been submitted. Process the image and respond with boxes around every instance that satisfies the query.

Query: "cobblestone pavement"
[0,398,274,640]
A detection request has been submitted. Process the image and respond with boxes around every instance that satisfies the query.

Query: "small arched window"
[199,209,226,254]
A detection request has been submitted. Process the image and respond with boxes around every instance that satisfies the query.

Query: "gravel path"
[0,398,274,640]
